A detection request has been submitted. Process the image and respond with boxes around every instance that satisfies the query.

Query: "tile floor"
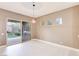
[0,39,79,56]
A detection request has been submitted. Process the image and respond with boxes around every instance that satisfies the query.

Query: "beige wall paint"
[36,5,79,49]
[0,9,36,46]
[72,5,79,48]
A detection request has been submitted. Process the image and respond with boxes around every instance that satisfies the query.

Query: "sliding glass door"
[6,19,31,46]
[22,21,31,42]
[7,20,21,45]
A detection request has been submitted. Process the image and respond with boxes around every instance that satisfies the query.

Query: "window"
[56,17,63,25]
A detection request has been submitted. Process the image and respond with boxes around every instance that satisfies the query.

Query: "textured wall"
[72,5,79,48]
[36,6,77,48]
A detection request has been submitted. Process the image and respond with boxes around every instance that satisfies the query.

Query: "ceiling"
[0,2,79,18]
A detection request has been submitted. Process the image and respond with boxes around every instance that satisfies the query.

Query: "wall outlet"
[60,42,63,44]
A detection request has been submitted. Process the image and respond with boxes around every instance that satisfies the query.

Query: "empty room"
[0,1,79,56]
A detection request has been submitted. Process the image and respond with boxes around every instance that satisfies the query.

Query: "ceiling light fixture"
[32,2,36,23]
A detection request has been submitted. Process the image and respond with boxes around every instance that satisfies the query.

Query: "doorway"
[6,19,31,46]
[7,20,21,46]
[22,21,31,42]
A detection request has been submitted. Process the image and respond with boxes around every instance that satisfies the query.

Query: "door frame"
[6,18,22,46]
[21,20,31,42]
[6,18,31,46]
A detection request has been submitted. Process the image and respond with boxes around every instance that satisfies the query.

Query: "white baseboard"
[33,39,79,52]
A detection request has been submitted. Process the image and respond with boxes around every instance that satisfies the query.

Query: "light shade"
[32,19,36,23]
